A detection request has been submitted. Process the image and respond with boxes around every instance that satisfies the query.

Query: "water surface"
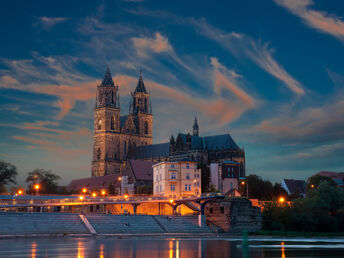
[0,237,343,257]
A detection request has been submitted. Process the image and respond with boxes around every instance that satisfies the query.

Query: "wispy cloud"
[35,16,69,30]
[132,32,172,57]
[275,0,344,42]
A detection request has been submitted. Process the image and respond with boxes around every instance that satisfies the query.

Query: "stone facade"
[92,68,153,177]
[204,198,262,232]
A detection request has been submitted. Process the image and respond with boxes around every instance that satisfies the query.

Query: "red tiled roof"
[67,174,120,192]
[128,159,157,181]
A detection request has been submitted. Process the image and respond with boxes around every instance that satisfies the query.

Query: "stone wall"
[204,197,262,232]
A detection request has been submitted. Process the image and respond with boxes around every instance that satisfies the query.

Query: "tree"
[307,174,337,191]
[0,160,18,187]
[246,174,273,200]
[136,184,153,195]
[26,169,60,194]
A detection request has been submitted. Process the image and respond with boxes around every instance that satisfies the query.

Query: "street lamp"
[92,192,97,197]
[34,184,40,196]
[17,190,23,195]
[82,188,87,194]
[79,196,84,201]
[169,199,174,204]
[101,190,106,196]
[241,180,248,199]
[118,177,122,196]
[279,197,285,203]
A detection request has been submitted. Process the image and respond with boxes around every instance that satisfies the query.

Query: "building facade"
[92,68,153,177]
[210,161,244,193]
[153,161,201,198]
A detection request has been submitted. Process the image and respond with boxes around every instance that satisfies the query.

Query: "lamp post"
[241,180,248,199]
[34,184,40,196]
[118,177,122,196]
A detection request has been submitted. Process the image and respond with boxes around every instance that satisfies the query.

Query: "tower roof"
[100,67,115,87]
[134,72,147,93]
[193,116,199,130]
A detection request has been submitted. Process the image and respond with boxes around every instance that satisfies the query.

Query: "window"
[210,208,213,214]
[188,184,191,191]
[186,173,190,180]
[144,122,148,134]
[159,185,162,192]
[97,119,102,130]
[194,174,197,179]
[170,184,175,191]
[111,116,115,130]
[171,164,174,168]
[156,186,158,193]
[186,163,190,169]
[156,175,159,182]
[160,173,162,181]
[220,207,225,214]
[171,172,176,180]
[97,148,101,160]
[185,184,188,191]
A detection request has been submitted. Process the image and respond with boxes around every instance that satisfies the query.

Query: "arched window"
[111,91,114,104]
[97,148,101,160]
[111,116,115,130]
[144,98,147,110]
[138,99,142,110]
[97,119,102,130]
[144,122,148,134]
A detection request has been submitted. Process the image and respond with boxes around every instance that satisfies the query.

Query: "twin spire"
[101,67,147,94]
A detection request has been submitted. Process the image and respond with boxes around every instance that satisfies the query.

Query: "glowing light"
[34,184,40,190]
[279,197,285,203]
[92,192,97,197]
[281,241,285,258]
[311,184,314,188]
[17,190,23,195]
[241,181,245,185]
[79,196,84,201]
[124,194,128,199]
[82,188,87,193]
[31,242,37,258]
[169,199,174,204]
[101,190,106,195]
[118,177,122,181]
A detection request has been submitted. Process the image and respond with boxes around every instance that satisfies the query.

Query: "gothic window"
[97,119,102,130]
[144,122,148,134]
[97,148,101,160]
[144,98,147,110]
[111,91,114,104]
[111,116,115,130]
[138,99,142,110]
[124,141,127,155]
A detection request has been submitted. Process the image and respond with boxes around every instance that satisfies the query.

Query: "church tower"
[92,68,122,177]
[130,72,153,145]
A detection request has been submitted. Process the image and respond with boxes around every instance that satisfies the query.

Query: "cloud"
[275,0,344,42]
[36,16,68,30]
[132,32,172,57]
[191,19,305,95]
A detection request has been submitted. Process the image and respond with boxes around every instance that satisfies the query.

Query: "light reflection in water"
[169,240,173,258]
[77,240,85,258]
[176,240,180,258]
[99,243,104,258]
[281,241,285,258]
[31,242,37,258]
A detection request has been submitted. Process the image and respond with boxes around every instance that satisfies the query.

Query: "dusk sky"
[1,0,344,186]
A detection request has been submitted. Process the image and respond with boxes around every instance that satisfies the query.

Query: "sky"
[0,0,344,187]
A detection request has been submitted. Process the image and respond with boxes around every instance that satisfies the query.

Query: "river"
[0,237,343,257]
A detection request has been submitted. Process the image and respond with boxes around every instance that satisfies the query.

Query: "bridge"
[0,194,225,215]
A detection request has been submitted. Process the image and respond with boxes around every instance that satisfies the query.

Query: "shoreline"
[1,233,344,241]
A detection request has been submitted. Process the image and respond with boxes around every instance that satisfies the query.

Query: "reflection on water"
[0,237,343,258]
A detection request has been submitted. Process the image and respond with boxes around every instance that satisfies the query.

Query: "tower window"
[111,116,115,130]
[97,148,101,160]
[144,122,148,134]
[97,119,102,130]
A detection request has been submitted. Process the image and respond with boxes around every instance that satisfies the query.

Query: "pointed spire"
[134,70,147,93]
[100,67,115,87]
[193,116,199,136]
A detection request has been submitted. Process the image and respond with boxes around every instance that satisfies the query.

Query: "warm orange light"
[92,192,97,197]
[34,184,40,190]
[124,194,128,199]
[79,196,84,200]
[169,199,174,204]
[101,190,106,195]
[241,181,245,185]
[118,177,122,181]
[279,197,285,203]
[311,184,314,188]
[17,190,23,195]
[82,188,87,193]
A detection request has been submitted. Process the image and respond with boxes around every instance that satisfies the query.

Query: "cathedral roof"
[178,133,240,151]
[127,160,157,181]
[129,143,170,160]
[134,73,147,93]
[100,67,115,87]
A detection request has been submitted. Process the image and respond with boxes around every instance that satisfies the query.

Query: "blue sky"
[1,0,344,186]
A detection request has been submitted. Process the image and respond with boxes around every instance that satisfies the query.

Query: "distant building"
[153,161,201,198]
[281,179,306,197]
[311,171,344,187]
[67,174,121,193]
[210,161,244,193]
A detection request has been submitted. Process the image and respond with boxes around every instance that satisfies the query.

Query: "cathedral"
[92,68,245,178]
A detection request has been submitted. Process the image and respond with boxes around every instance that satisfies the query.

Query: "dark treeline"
[263,181,344,232]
